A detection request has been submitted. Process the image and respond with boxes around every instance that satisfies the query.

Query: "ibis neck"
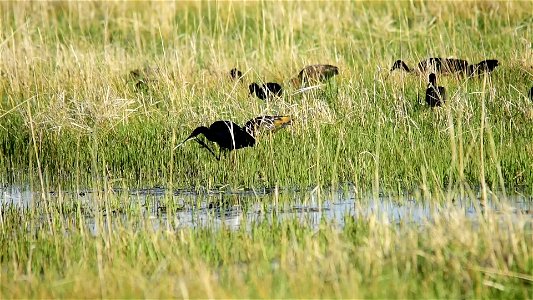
[189,126,209,139]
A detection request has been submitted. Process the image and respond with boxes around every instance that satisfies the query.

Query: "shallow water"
[1,184,532,233]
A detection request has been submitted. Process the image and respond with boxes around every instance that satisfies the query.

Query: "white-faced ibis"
[177,116,292,160]
[290,64,339,87]
[425,73,446,107]
[391,58,469,74]
[230,68,243,80]
[249,82,283,100]
[467,59,499,77]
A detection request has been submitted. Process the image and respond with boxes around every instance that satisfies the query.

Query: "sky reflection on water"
[1,184,531,233]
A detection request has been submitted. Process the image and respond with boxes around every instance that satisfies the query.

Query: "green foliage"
[0,2,532,297]
[0,1,532,190]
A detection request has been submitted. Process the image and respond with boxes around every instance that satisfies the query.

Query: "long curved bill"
[172,138,190,150]
[174,135,195,150]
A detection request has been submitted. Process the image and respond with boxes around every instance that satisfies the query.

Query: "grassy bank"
[1,1,532,190]
[0,190,531,298]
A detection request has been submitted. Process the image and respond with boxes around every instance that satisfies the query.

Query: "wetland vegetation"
[0,1,532,298]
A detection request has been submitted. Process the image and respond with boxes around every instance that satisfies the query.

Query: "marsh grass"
[0,1,532,297]
[0,188,532,298]
[0,1,532,191]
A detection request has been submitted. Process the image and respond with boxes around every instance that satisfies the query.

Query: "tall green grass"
[0,1,532,191]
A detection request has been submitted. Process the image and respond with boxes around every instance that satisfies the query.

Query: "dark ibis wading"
[425,73,446,107]
[177,116,292,160]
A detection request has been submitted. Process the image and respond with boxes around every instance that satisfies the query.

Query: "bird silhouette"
[249,82,283,100]
[230,68,243,80]
[391,58,469,74]
[467,59,499,77]
[529,86,533,101]
[291,64,339,87]
[177,116,292,160]
[425,73,446,107]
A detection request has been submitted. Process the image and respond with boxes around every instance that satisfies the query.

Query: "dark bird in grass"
[230,68,243,80]
[425,73,446,107]
[391,57,469,74]
[249,82,283,100]
[467,59,499,77]
[176,116,292,160]
[291,64,339,87]
[529,86,533,101]
[130,66,160,81]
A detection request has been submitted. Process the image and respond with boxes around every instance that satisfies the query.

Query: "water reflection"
[1,184,532,233]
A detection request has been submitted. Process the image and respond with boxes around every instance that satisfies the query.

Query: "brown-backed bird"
[177,116,292,160]
[291,64,339,87]
[425,73,446,107]
[243,116,292,137]
[391,57,469,74]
